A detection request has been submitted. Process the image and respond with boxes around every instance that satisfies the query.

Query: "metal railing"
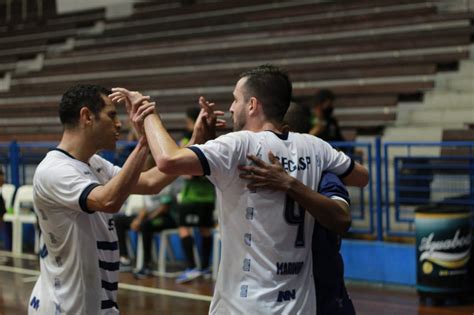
[383,141,474,237]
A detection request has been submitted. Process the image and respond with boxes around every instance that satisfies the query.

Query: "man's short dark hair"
[314,89,335,106]
[240,64,292,123]
[186,107,201,122]
[283,102,312,133]
[59,84,111,128]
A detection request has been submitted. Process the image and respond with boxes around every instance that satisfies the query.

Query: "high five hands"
[191,96,226,144]
[109,87,226,144]
[109,88,155,137]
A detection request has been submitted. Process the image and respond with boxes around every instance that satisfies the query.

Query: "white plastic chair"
[212,230,221,280]
[155,227,202,277]
[123,194,145,216]
[120,194,145,263]
[2,184,16,226]
[5,185,38,254]
[1,183,15,209]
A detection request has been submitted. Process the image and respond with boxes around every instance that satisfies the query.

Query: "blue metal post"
[470,146,474,215]
[375,137,383,241]
[9,141,20,187]
[394,157,400,221]
[367,143,374,235]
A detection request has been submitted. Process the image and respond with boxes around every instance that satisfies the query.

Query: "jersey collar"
[52,148,91,166]
[266,130,289,140]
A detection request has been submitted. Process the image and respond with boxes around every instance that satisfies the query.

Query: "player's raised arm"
[86,136,149,213]
[111,87,205,176]
[188,96,226,145]
[109,88,181,193]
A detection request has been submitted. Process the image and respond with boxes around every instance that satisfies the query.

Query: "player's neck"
[246,120,281,134]
[58,131,96,163]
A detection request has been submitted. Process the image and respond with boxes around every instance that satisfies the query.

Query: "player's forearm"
[143,113,202,176]
[143,114,183,172]
[341,162,369,188]
[144,113,180,157]
[88,141,149,213]
[133,167,178,195]
[286,178,351,234]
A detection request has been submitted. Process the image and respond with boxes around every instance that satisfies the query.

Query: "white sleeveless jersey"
[190,131,352,315]
[29,149,121,315]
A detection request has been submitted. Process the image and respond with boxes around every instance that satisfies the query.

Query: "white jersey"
[190,131,353,315]
[29,149,121,315]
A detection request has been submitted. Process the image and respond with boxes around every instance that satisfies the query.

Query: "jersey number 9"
[284,195,305,248]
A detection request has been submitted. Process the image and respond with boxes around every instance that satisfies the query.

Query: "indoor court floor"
[0,251,473,315]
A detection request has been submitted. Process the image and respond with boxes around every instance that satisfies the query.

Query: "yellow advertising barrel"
[415,207,472,305]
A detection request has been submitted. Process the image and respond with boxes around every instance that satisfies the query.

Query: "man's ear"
[79,107,93,125]
[248,97,260,116]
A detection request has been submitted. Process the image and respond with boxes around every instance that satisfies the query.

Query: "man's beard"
[232,112,246,131]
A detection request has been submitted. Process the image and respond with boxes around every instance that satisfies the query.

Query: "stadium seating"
[0,0,473,142]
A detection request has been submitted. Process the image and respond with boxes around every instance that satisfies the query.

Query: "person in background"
[0,167,10,251]
[175,107,216,284]
[241,102,356,315]
[309,89,344,143]
[309,89,354,156]
[114,155,178,278]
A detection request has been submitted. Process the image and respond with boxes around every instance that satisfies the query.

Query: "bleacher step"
[435,77,474,92]
[384,126,443,142]
[422,91,474,109]
[408,108,474,126]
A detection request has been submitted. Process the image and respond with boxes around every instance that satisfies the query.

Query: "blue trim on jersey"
[187,146,210,176]
[99,260,120,271]
[97,241,119,251]
[52,148,91,167]
[338,158,354,179]
[101,300,118,310]
[39,244,48,259]
[51,148,77,160]
[318,172,350,205]
[79,183,100,214]
[266,130,289,140]
[102,280,118,291]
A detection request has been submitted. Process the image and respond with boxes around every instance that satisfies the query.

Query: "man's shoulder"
[89,154,112,165]
[35,151,68,176]
[215,130,253,140]
[34,151,85,184]
[288,132,322,145]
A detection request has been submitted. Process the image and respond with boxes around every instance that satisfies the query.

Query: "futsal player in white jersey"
[28,85,179,315]
[114,65,368,314]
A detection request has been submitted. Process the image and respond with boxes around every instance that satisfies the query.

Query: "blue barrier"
[341,240,416,285]
[331,141,376,236]
[384,141,474,237]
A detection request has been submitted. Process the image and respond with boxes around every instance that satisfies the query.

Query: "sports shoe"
[201,268,212,280]
[133,268,152,280]
[175,268,202,284]
[119,256,133,272]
